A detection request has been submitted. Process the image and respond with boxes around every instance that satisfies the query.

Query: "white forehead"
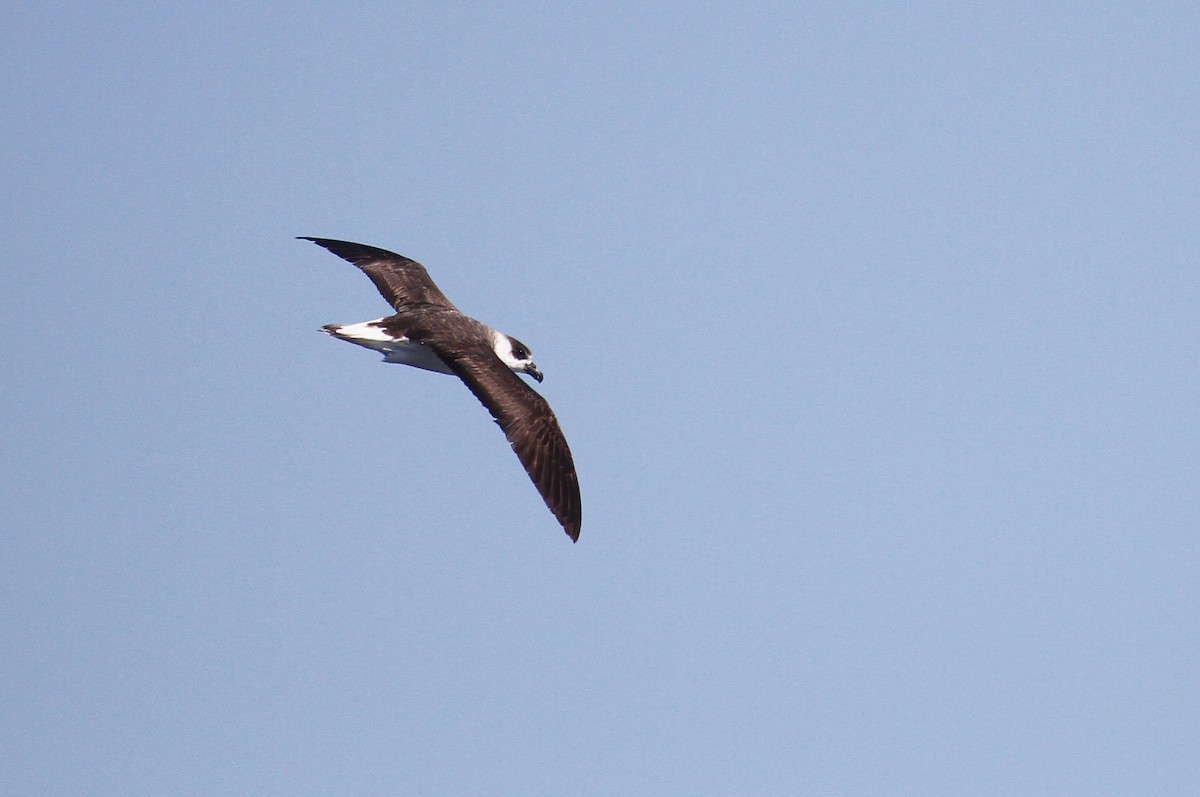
[491,331,533,365]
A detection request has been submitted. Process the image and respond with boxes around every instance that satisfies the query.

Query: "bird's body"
[304,237,581,541]
[321,318,459,374]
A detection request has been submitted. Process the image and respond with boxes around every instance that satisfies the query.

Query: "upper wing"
[433,338,582,542]
[300,237,456,311]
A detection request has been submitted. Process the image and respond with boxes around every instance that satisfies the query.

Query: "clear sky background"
[2,3,1198,794]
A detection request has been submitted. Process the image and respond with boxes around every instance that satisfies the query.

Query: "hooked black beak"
[526,365,544,383]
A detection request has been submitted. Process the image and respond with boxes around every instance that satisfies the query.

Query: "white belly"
[380,340,454,374]
[324,319,455,375]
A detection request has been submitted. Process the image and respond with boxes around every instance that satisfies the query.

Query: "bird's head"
[495,333,543,383]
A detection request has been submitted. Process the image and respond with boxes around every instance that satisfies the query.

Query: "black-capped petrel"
[302,237,581,541]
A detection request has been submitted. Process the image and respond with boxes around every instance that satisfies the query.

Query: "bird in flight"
[302,237,581,541]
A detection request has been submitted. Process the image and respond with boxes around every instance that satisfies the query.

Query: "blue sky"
[2,2,1198,794]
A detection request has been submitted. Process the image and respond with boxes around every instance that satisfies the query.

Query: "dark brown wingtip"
[298,236,346,253]
[560,492,581,542]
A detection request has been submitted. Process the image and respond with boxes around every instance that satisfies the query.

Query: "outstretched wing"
[432,338,582,542]
[300,237,456,311]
